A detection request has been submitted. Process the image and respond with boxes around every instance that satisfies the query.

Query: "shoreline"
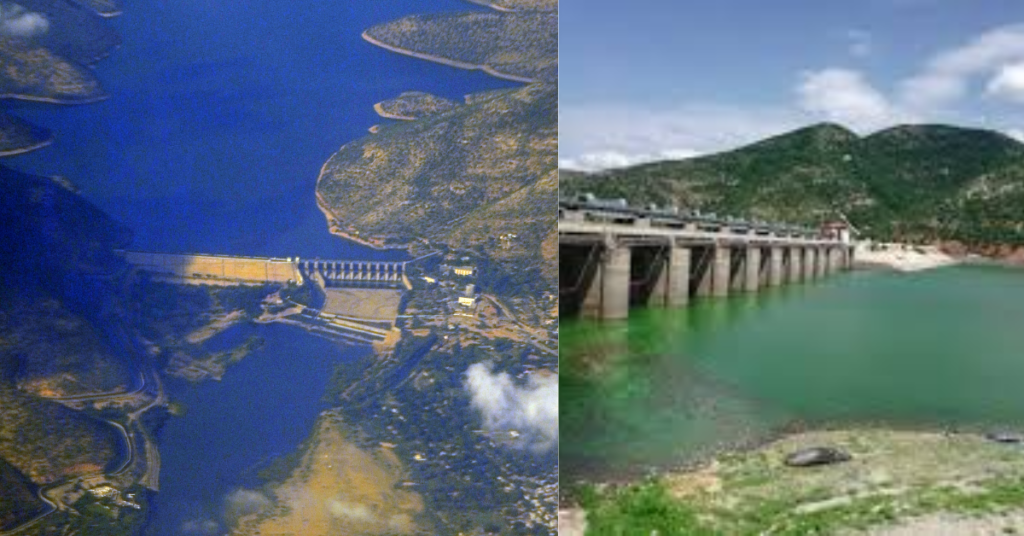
[564,416,1021,489]
[854,244,1024,272]
[360,30,537,84]
[461,0,515,12]
[563,424,1024,535]
[0,91,109,106]
[313,159,412,251]
[962,255,1024,269]
[0,138,53,158]
[372,102,416,121]
[853,242,958,272]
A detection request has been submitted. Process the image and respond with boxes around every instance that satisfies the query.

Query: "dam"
[119,251,406,287]
[559,198,854,319]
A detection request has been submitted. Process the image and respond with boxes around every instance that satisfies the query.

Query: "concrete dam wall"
[122,251,303,285]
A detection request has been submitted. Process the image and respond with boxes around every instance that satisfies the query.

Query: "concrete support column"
[580,259,603,318]
[601,244,631,320]
[730,249,745,293]
[804,248,816,281]
[743,247,761,292]
[650,246,690,308]
[768,247,783,287]
[815,247,827,278]
[788,247,802,283]
[712,245,731,297]
[667,245,691,307]
[650,249,670,308]
[695,248,713,297]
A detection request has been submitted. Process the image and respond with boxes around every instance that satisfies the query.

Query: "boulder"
[783,447,852,468]
[984,431,1024,445]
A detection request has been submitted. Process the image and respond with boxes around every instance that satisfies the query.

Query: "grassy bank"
[572,428,1024,535]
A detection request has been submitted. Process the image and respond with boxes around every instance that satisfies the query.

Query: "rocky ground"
[854,242,958,272]
[571,427,1024,535]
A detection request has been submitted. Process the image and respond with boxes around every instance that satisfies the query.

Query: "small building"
[820,221,854,244]
[453,266,475,277]
[458,296,476,307]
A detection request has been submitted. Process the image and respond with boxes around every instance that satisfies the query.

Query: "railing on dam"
[558,198,854,320]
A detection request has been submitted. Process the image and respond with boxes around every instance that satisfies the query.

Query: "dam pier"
[559,198,854,320]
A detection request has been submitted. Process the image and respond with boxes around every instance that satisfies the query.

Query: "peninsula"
[373,91,458,121]
[0,112,51,157]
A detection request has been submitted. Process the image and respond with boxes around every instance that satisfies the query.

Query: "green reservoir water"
[561,265,1024,483]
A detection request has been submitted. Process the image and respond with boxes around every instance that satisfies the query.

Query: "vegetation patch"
[561,123,1024,248]
[574,428,1024,535]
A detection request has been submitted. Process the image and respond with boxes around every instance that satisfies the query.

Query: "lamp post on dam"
[559,197,854,320]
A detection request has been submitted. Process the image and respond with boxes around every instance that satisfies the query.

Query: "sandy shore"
[372,102,416,121]
[0,92,109,105]
[313,160,411,251]
[462,0,515,12]
[360,31,536,83]
[854,242,958,272]
[0,138,53,157]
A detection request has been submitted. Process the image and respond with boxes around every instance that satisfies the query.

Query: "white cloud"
[1007,128,1024,142]
[559,103,804,171]
[986,61,1024,103]
[561,23,1024,171]
[559,148,700,172]
[465,363,557,452]
[0,3,48,37]
[223,488,272,525]
[846,29,873,58]
[797,68,909,130]
[180,519,220,535]
[899,24,1024,110]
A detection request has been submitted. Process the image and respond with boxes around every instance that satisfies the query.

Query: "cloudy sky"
[560,0,1024,170]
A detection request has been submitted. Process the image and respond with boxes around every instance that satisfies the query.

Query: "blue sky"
[560,0,1024,170]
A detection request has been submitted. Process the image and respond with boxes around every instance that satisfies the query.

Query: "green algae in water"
[561,265,1024,483]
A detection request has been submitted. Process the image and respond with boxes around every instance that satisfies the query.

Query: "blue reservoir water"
[2,0,523,533]
[150,323,359,535]
[7,0,520,259]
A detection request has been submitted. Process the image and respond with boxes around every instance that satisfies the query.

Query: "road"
[0,324,165,535]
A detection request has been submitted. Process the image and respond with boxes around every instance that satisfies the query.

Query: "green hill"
[318,83,556,284]
[0,0,121,103]
[560,123,1024,246]
[0,166,131,491]
[363,10,557,83]
[0,457,44,532]
[319,0,557,290]
[17,0,122,66]
[0,165,134,397]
